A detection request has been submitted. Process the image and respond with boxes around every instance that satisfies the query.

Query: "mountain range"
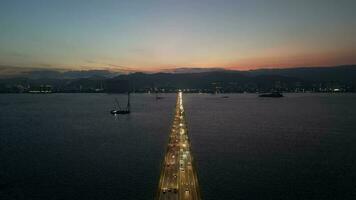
[0,65,355,93]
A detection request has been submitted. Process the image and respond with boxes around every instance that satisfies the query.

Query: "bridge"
[156,91,201,200]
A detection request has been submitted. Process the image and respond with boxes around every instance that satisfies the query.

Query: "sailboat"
[110,92,131,115]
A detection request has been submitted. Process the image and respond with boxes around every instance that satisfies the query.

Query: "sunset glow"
[0,0,355,72]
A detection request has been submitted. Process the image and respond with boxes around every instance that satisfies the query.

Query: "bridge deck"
[156,92,201,200]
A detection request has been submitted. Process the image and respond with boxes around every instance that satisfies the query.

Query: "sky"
[0,0,355,72]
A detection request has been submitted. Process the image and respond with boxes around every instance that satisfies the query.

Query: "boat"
[259,92,284,98]
[110,109,130,115]
[155,92,164,100]
[155,88,164,100]
[111,92,131,115]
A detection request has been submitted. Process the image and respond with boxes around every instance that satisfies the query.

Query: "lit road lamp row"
[156,91,201,200]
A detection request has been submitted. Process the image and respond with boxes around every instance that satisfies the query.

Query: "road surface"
[156,91,201,200]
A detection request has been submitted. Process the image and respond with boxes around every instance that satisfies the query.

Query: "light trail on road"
[156,91,201,200]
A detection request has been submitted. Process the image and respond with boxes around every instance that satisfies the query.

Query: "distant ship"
[155,91,164,100]
[111,93,131,115]
[259,92,284,98]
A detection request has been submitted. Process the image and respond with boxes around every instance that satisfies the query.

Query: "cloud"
[84,60,141,73]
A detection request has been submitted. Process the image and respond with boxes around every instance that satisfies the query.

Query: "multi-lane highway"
[156,91,201,200]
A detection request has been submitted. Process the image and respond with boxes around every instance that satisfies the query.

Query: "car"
[162,188,167,194]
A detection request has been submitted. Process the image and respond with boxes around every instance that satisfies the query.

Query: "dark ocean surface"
[1,93,355,199]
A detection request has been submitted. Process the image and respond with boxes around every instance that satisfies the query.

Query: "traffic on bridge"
[156,91,201,200]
